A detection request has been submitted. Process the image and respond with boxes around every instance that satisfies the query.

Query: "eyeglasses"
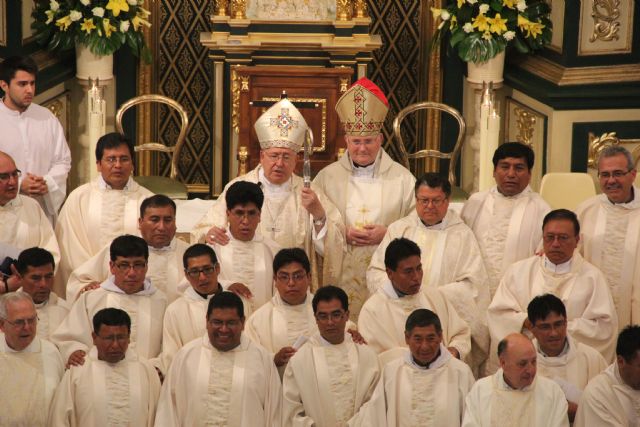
[2,315,38,328]
[265,152,293,162]
[534,320,567,332]
[96,334,129,343]
[103,156,132,166]
[315,310,346,322]
[598,170,632,179]
[114,262,147,272]
[543,234,572,243]
[229,209,260,220]
[276,271,307,283]
[0,169,21,183]
[208,319,242,328]
[416,197,446,207]
[185,265,217,279]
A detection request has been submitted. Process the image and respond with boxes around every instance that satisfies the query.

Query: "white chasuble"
[32,291,69,341]
[48,348,161,427]
[282,333,380,427]
[488,254,618,361]
[576,188,640,327]
[358,280,471,357]
[55,178,153,298]
[461,186,550,296]
[155,335,282,427]
[0,336,64,426]
[192,165,345,289]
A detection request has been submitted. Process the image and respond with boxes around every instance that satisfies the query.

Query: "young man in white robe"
[192,98,344,289]
[212,181,280,314]
[0,151,61,266]
[283,285,380,426]
[0,56,71,223]
[463,333,569,427]
[575,145,640,328]
[156,292,282,426]
[488,209,618,364]
[528,293,607,423]
[313,77,416,317]
[51,235,167,368]
[358,237,471,358]
[66,195,189,303]
[0,291,64,426]
[461,142,550,297]
[48,308,161,426]
[574,325,640,426]
[368,173,490,373]
[55,132,154,298]
[15,247,68,340]
[358,308,475,427]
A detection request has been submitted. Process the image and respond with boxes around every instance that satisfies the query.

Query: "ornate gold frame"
[588,132,640,168]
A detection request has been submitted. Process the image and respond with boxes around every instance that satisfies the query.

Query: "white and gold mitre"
[254,98,308,152]
[335,77,389,136]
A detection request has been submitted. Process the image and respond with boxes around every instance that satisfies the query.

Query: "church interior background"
[1,0,639,200]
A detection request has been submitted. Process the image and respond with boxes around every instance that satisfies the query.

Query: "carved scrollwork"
[589,0,621,42]
[46,100,64,120]
[231,0,247,19]
[514,107,536,147]
[215,0,228,17]
[336,0,352,21]
[231,68,241,135]
[354,0,368,18]
[588,131,619,168]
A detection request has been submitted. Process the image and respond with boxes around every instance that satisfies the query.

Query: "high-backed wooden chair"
[539,173,596,210]
[115,94,189,199]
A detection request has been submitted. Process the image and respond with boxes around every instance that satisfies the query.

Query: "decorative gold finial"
[215,0,228,17]
[354,0,368,18]
[231,0,246,19]
[336,0,352,21]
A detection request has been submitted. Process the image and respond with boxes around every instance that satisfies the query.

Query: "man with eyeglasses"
[488,209,617,366]
[193,98,344,290]
[0,291,64,426]
[0,56,71,224]
[462,142,550,297]
[367,173,490,375]
[576,145,640,330]
[66,194,189,303]
[52,235,167,369]
[358,237,471,358]
[49,308,161,426]
[156,291,282,426]
[55,132,153,298]
[0,151,61,269]
[527,294,606,423]
[282,285,380,426]
[313,77,416,318]
[14,247,68,341]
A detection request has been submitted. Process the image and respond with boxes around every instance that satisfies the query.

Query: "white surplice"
[0,101,71,222]
[575,187,640,328]
[155,335,282,427]
[51,278,167,362]
[66,238,189,303]
[29,290,69,341]
[358,280,471,358]
[313,150,415,317]
[55,177,153,298]
[282,333,380,427]
[462,369,569,427]
[488,253,618,362]
[48,347,161,427]
[461,185,550,296]
[574,362,640,427]
[191,165,345,289]
[0,334,64,426]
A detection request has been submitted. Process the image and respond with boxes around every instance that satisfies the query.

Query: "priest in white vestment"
[576,146,640,328]
[0,151,61,266]
[66,195,188,303]
[488,210,618,363]
[283,285,380,426]
[51,235,167,367]
[527,293,607,422]
[192,98,344,289]
[15,247,69,340]
[463,333,568,427]
[55,132,153,297]
[0,291,64,426]
[368,173,490,372]
[314,77,415,317]
[156,292,281,427]
[359,237,471,358]
[574,325,640,426]
[461,142,550,296]
[0,56,71,222]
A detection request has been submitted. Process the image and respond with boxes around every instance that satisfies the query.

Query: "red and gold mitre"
[335,77,389,136]
[254,98,308,152]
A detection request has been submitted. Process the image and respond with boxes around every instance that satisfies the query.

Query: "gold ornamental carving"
[238,146,249,175]
[231,0,246,19]
[215,0,228,17]
[46,99,64,120]
[231,68,241,135]
[240,76,250,92]
[514,107,537,146]
[589,0,620,42]
[339,78,349,93]
[588,132,620,168]
[262,96,328,153]
[354,0,368,18]
[336,0,352,21]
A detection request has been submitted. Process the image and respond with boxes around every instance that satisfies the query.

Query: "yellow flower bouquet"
[32,0,152,62]
[431,0,552,63]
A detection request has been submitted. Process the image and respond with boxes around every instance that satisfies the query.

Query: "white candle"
[478,89,491,191]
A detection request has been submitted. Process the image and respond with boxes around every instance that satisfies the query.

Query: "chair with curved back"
[115,94,189,199]
[539,172,596,210]
[393,102,468,202]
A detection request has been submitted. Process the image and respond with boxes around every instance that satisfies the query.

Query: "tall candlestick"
[478,82,492,191]
[87,78,106,180]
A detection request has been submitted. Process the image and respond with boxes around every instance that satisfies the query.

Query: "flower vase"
[75,43,114,82]
[467,51,505,84]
